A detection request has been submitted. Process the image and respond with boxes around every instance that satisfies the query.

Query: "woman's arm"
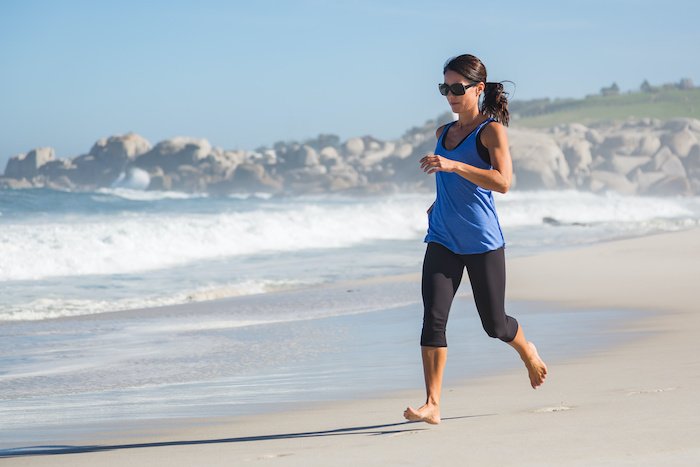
[419,122,513,194]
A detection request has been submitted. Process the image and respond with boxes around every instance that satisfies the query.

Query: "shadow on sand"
[0,415,489,458]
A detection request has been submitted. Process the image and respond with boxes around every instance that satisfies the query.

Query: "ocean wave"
[1,191,698,282]
[0,279,312,321]
[496,190,700,227]
[0,196,429,281]
[93,188,209,201]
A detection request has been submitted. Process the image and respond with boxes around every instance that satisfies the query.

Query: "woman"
[404,54,548,425]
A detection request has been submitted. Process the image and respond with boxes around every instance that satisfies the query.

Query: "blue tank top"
[424,118,506,254]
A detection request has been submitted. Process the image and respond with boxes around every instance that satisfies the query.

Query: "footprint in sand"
[626,387,677,396]
[258,453,294,459]
[534,404,573,413]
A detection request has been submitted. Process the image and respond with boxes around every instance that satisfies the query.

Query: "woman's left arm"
[419,123,513,193]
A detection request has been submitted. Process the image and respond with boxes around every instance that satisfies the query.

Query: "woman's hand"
[419,154,459,174]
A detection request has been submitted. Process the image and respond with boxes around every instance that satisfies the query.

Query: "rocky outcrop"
[4,147,55,180]
[544,117,700,195]
[3,117,700,196]
[133,137,210,173]
[507,129,570,190]
[90,133,151,169]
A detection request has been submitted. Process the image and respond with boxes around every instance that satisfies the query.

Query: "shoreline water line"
[0,297,645,451]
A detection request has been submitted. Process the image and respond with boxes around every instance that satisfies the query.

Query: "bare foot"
[523,342,548,389]
[403,403,441,424]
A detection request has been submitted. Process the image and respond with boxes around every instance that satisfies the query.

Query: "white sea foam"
[93,187,208,201]
[0,195,430,281]
[0,191,698,284]
[0,279,311,321]
[496,190,699,227]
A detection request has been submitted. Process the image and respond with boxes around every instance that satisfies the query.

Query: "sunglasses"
[438,82,478,96]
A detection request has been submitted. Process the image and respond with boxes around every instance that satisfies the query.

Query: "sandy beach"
[3,228,699,466]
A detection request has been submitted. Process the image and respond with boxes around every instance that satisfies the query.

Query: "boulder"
[0,177,34,189]
[69,154,115,187]
[662,118,693,132]
[635,134,661,156]
[689,119,700,133]
[607,155,651,176]
[134,137,212,172]
[65,154,95,186]
[651,149,687,178]
[682,146,700,191]
[171,164,206,192]
[89,133,151,171]
[588,170,637,195]
[508,128,570,189]
[319,146,342,168]
[284,165,328,184]
[662,129,697,157]
[645,175,691,196]
[631,169,667,193]
[358,142,396,167]
[315,164,362,192]
[45,175,75,191]
[147,174,173,191]
[211,163,282,194]
[38,158,74,179]
[585,128,605,145]
[343,137,365,157]
[561,140,593,173]
[684,144,700,172]
[4,147,55,179]
[261,149,277,165]
[280,145,319,169]
[562,122,589,136]
[392,143,414,159]
[599,133,642,157]
[204,149,246,176]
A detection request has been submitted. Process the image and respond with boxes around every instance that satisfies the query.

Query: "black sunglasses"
[438,82,478,96]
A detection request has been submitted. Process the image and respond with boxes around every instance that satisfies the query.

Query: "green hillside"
[512,88,700,128]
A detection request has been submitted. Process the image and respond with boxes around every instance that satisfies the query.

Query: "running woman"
[404,54,548,425]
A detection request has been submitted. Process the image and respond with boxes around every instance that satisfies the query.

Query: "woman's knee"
[421,326,447,347]
[421,309,448,346]
[482,316,518,342]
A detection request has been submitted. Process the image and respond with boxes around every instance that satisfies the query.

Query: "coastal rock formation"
[90,133,152,168]
[4,147,55,180]
[3,117,700,196]
[134,137,211,173]
[506,129,570,189]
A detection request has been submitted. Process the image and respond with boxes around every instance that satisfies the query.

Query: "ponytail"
[482,81,510,127]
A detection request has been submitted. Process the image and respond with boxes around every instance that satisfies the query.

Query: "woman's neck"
[455,110,482,129]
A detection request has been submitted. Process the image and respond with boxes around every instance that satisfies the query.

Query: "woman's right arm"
[426,125,445,214]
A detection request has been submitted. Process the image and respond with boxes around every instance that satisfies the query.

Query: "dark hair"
[443,54,510,126]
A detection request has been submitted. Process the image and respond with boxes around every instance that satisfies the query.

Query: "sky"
[1,0,698,167]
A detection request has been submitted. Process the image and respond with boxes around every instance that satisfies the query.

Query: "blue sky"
[1,0,698,166]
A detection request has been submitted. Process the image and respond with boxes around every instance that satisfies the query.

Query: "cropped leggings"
[420,242,518,347]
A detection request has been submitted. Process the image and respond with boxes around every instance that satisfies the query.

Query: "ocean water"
[1,188,698,321]
[1,188,699,447]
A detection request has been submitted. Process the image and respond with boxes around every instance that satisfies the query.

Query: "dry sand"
[4,228,699,466]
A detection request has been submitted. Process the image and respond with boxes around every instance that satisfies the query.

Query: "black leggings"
[420,242,518,347]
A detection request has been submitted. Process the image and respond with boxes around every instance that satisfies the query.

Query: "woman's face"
[443,69,483,114]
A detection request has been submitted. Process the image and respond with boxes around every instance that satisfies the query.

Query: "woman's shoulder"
[482,117,503,130]
[480,119,507,146]
[435,123,449,139]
